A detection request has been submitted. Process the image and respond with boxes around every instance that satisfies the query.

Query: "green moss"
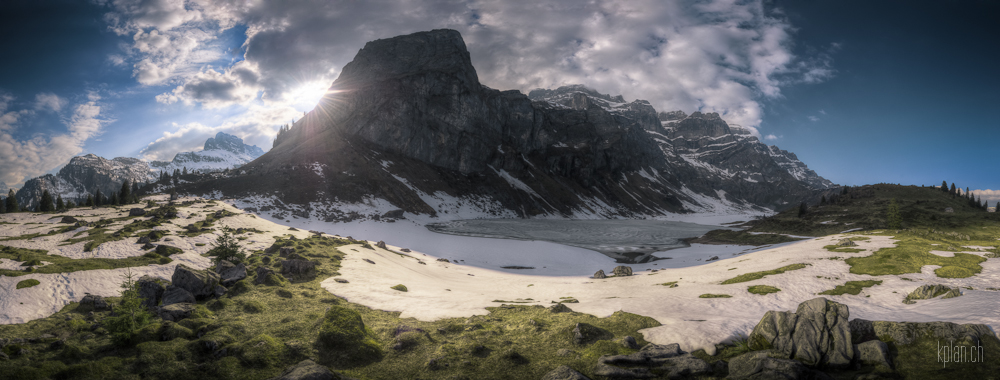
[390,284,408,292]
[16,279,40,289]
[241,299,267,313]
[845,230,986,278]
[656,281,678,288]
[317,305,383,365]
[691,229,803,245]
[155,244,182,256]
[236,333,285,368]
[824,245,865,253]
[819,280,883,295]
[699,294,732,298]
[747,285,781,295]
[721,263,808,284]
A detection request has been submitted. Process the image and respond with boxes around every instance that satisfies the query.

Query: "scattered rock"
[593,343,711,379]
[837,238,857,247]
[255,266,275,285]
[903,284,962,304]
[128,208,146,216]
[541,365,591,380]
[60,216,78,224]
[158,303,196,322]
[727,350,831,380]
[706,255,719,261]
[593,269,607,279]
[281,259,318,280]
[214,284,227,297]
[747,297,854,368]
[268,359,355,380]
[436,258,450,262]
[572,323,610,345]
[549,303,573,313]
[141,242,156,250]
[137,275,167,309]
[382,209,405,219]
[622,336,639,349]
[279,247,296,257]
[334,278,349,283]
[215,260,247,286]
[400,248,411,252]
[288,227,299,231]
[612,265,633,277]
[375,241,387,249]
[871,320,993,346]
[171,264,221,299]
[137,236,151,244]
[79,294,110,312]
[161,285,196,306]
[854,340,892,369]
[363,259,375,264]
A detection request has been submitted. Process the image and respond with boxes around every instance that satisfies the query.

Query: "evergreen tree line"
[939,180,992,211]
[0,180,145,213]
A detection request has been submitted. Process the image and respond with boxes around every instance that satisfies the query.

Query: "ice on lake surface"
[426,219,728,263]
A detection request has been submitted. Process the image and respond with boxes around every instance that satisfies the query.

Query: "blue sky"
[0,0,997,202]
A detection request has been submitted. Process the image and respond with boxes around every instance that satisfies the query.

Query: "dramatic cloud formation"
[103,0,834,157]
[0,92,107,187]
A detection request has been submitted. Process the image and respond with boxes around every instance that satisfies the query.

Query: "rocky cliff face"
[150,132,264,174]
[16,154,154,209]
[188,29,832,220]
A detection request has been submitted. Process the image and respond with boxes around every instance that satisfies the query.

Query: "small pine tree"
[6,189,18,213]
[56,195,64,210]
[208,228,247,265]
[950,183,957,196]
[66,200,75,209]
[0,195,5,213]
[105,268,153,345]
[85,194,94,207]
[172,175,179,187]
[39,190,54,212]
[95,189,103,206]
[797,202,808,218]
[886,198,902,229]
[820,195,827,205]
[941,180,948,192]
[110,192,119,206]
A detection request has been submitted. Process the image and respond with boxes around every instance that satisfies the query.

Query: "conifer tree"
[0,195,5,213]
[182,167,187,175]
[120,180,131,205]
[941,180,948,192]
[67,200,75,209]
[40,190,54,212]
[886,198,902,229]
[85,194,94,207]
[56,195,64,210]
[820,195,827,205]
[95,189,103,206]
[950,183,957,196]
[5,189,17,213]
[797,202,808,218]
[111,192,119,206]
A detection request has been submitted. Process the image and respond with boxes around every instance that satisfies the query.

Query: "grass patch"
[0,245,164,277]
[390,284,408,292]
[818,280,883,296]
[16,279,41,289]
[656,281,678,288]
[721,263,808,284]
[698,294,732,298]
[824,245,865,253]
[845,229,987,278]
[688,229,803,246]
[747,285,781,295]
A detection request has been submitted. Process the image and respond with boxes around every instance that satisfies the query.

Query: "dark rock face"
[137,275,167,308]
[593,343,712,379]
[727,350,833,380]
[215,260,247,286]
[204,132,265,158]
[191,29,832,219]
[161,285,196,306]
[171,264,221,299]
[16,154,151,210]
[281,259,317,280]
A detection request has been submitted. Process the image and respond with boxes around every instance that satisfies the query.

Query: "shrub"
[104,269,153,345]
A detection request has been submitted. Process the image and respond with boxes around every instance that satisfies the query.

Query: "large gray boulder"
[612,266,633,277]
[902,284,961,304]
[747,297,854,368]
[593,269,607,279]
[215,260,247,286]
[870,320,994,346]
[171,264,221,299]
[594,343,711,379]
[268,359,356,380]
[727,350,833,380]
[542,365,591,380]
[161,285,196,306]
[128,208,146,216]
[78,294,110,312]
[137,275,167,308]
[281,259,318,280]
[854,340,892,369]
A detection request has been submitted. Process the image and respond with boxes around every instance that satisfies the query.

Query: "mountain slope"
[182,29,832,221]
[150,132,264,174]
[15,154,153,209]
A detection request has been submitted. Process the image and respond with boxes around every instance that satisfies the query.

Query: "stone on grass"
[158,303,196,322]
[128,208,146,216]
[281,259,318,280]
[746,297,854,368]
[854,340,892,369]
[215,260,247,286]
[549,303,573,313]
[726,350,832,380]
[612,266,633,277]
[593,269,606,279]
[375,241,387,249]
[279,247,296,257]
[79,294,109,312]
[137,275,167,308]
[161,285,196,306]
[837,238,857,247]
[542,365,591,380]
[903,284,961,304]
[255,266,275,285]
[60,216,78,224]
[622,336,639,349]
[171,264,221,299]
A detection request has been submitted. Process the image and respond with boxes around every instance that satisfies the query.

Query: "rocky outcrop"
[747,298,854,368]
[612,266,633,277]
[78,294,109,312]
[171,264,221,300]
[902,284,962,304]
[16,154,152,209]
[159,303,196,322]
[161,285,195,306]
[137,275,167,308]
[593,343,713,379]
[215,260,247,286]
[281,259,318,280]
[541,365,591,380]
[268,359,356,380]
[727,350,833,380]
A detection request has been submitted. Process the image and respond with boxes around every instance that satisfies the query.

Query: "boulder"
[848,319,878,344]
[612,265,633,277]
[747,297,854,368]
[593,269,607,279]
[622,336,640,349]
[79,294,110,312]
[706,255,719,261]
[141,242,156,250]
[837,238,857,247]
[171,264,221,299]
[854,340,892,369]
[871,320,994,346]
[161,285,196,306]
[128,208,146,217]
[279,247,296,257]
[727,350,833,380]
[375,240,387,249]
[382,209,405,219]
[903,284,961,304]
[137,275,167,309]
[542,365,592,380]
[550,303,573,313]
[159,303,196,322]
[593,343,710,379]
[215,260,247,286]
[281,259,318,280]
[572,323,610,345]
[60,216,78,224]
[137,236,151,244]
[255,266,275,285]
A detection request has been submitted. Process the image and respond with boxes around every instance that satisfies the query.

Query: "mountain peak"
[203,132,265,157]
[332,29,479,90]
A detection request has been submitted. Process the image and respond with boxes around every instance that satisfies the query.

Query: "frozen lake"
[426,219,729,263]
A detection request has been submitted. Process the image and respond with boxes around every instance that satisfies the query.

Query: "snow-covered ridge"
[150,132,264,174]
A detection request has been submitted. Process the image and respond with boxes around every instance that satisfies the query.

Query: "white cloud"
[818,109,826,115]
[102,0,836,158]
[34,93,66,112]
[807,115,819,122]
[970,189,1000,205]
[764,134,781,141]
[0,94,107,187]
